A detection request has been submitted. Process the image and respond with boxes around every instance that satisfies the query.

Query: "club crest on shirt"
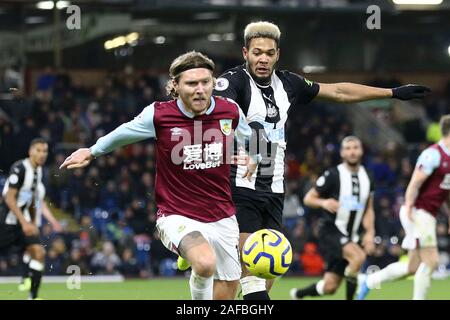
[219,119,232,136]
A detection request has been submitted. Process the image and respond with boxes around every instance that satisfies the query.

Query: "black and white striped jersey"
[213,64,319,193]
[0,158,45,226]
[314,164,374,243]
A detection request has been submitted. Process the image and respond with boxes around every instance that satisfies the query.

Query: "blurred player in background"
[290,136,375,300]
[0,138,62,300]
[358,115,450,300]
[209,20,430,300]
[59,51,257,300]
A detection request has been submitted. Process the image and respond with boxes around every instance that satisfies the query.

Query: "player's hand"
[242,160,258,182]
[231,150,258,182]
[59,148,93,169]
[392,84,431,100]
[321,199,339,213]
[362,233,375,255]
[22,222,38,236]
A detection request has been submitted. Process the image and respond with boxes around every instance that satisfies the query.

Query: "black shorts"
[0,224,41,254]
[232,187,284,233]
[318,222,350,277]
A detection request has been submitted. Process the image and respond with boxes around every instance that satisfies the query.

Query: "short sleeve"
[416,148,441,176]
[283,71,320,104]
[7,162,25,189]
[213,68,245,101]
[315,169,336,198]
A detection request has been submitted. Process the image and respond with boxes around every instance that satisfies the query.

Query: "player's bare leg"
[213,280,239,300]
[26,244,45,300]
[413,247,439,300]
[239,232,270,300]
[342,242,366,300]
[357,249,421,300]
[179,231,216,300]
[290,272,343,299]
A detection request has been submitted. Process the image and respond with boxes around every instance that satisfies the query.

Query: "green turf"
[0,277,448,300]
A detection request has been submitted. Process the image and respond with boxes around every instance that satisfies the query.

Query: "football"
[242,229,293,279]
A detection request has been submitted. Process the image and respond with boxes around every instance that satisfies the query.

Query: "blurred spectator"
[90,241,121,275]
[299,242,324,276]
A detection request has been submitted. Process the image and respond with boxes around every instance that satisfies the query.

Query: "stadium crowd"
[0,67,449,277]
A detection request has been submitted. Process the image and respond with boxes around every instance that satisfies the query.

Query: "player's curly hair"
[165,51,215,99]
[244,21,281,48]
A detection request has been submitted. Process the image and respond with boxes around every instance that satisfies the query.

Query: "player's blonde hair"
[165,51,215,99]
[340,136,362,149]
[244,21,281,48]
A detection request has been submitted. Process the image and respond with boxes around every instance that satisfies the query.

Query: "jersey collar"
[438,140,450,156]
[176,97,215,118]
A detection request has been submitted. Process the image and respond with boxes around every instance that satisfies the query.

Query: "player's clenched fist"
[59,148,94,169]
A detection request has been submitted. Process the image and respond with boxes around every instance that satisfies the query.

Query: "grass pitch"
[0,276,449,300]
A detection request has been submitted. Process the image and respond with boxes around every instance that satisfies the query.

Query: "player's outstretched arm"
[317,82,430,103]
[60,104,156,170]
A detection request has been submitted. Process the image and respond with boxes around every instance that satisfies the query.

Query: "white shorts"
[399,205,437,250]
[156,214,241,281]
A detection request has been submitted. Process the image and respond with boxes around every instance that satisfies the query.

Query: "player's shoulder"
[213,96,241,118]
[361,165,375,182]
[317,166,339,185]
[218,65,245,79]
[153,100,175,110]
[216,65,247,89]
[275,69,302,81]
[214,95,239,107]
[323,166,339,177]
[420,144,441,160]
[10,159,26,173]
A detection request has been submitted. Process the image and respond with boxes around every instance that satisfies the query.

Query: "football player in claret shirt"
[358,115,450,300]
[60,51,258,300]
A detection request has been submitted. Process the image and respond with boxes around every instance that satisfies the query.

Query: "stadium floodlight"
[36,1,71,10]
[36,1,54,9]
[448,45,450,57]
[56,1,70,9]
[302,65,326,73]
[223,33,236,41]
[392,0,442,4]
[207,34,222,42]
[126,32,139,44]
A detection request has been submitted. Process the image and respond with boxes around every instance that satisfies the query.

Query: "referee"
[0,138,61,300]
[290,136,375,300]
